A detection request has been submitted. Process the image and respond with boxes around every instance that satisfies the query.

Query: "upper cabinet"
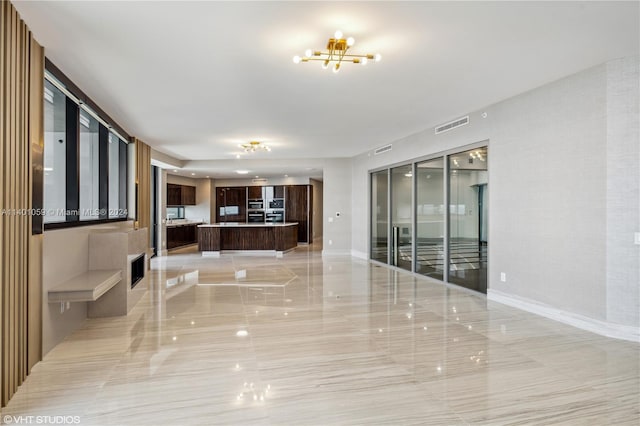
[247,186,263,200]
[167,183,197,206]
[167,184,182,206]
[216,187,247,223]
[181,185,196,205]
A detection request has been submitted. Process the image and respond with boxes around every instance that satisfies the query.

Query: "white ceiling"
[14,1,640,178]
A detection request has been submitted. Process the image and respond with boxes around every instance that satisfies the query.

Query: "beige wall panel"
[0,0,42,406]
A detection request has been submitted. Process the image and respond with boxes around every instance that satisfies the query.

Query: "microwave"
[265,210,284,223]
[248,200,264,210]
[268,199,284,209]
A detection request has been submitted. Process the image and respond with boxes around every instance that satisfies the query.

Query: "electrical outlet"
[500,272,506,282]
[329,240,333,245]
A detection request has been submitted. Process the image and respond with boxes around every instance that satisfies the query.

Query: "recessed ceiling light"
[236,330,248,337]
[236,154,240,159]
[255,175,259,178]
[236,170,249,175]
[173,169,178,173]
[284,174,288,177]
[206,176,210,178]
[191,173,196,176]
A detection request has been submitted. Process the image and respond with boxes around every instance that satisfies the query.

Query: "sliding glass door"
[369,145,488,294]
[391,165,413,271]
[370,170,389,263]
[416,158,445,280]
[448,147,488,293]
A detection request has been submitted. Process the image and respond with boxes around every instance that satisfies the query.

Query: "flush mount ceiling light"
[238,141,271,153]
[293,30,381,73]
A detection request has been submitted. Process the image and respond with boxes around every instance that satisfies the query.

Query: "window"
[43,80,66,224]
[79,112,100,220]
[43,66,129,229]
[109,132,127,218]
[166,207,185,220]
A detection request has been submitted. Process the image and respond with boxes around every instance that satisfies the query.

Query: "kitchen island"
[198,222,298,257]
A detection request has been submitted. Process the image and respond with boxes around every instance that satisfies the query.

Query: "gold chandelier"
[293,30,381,73]
[238,141,271,153]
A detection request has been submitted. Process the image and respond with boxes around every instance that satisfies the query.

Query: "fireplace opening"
[131,254,145,289]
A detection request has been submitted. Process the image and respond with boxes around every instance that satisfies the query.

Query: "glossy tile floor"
[3,243,639,425]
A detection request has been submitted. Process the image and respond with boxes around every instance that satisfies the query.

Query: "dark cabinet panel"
[216,187,247,223]
[181,185,196,205]
[286,185,312,243]
[167,224,198,249]
[274,185,285,199]
[167,183,196,206]
[167,184,182,206]
[247,186,263,199]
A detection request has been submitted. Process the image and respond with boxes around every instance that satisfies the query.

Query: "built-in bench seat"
[48,270,122,303]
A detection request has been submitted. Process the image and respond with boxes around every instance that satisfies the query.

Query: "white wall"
[605,56,640,327]
[323,159,352,255]
[348,56,640,331]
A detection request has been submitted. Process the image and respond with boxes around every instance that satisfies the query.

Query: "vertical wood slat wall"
[134,138,151,239]
[0,1,44,407]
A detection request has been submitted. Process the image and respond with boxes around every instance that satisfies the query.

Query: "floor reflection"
[3,242,638,425]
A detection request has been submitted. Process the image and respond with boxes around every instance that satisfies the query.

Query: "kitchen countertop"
[166,220,204,228]
[198,222,297,228]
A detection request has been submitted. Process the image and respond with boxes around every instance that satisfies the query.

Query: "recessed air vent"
[435,116,469,135]
[374,144,392,155]
[252,178,268,184]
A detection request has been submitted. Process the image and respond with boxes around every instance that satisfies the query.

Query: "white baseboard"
[350,250,368,260]
[321,250,352,257]
[488,289,640,343]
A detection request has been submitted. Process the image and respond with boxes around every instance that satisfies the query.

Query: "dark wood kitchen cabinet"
[167,184,197,206]
[181,185,196,205]
[216,187,247,223]
[285,185,313,243]
[167,224,198,249]
[247,186,263,199]
[167,184,182,206]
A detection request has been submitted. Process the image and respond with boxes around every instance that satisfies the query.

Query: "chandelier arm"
[304,53,372,58]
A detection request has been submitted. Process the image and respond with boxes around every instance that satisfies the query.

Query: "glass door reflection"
[416,158,445,280]
[448,147,488,293]
[370,170,389,264]
[391,165,413,271]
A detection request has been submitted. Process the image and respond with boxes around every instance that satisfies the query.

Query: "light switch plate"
[328,217,333,223]
[500,272,506,282]
[635,232,640,245]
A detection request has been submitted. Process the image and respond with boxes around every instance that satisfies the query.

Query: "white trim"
[321,250,352,257]
[488,289,640,343]
[350,249,368,260]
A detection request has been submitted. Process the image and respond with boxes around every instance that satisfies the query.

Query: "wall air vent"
[374,144,392,155]
[252,178,268,184]
[435,116,469,135]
